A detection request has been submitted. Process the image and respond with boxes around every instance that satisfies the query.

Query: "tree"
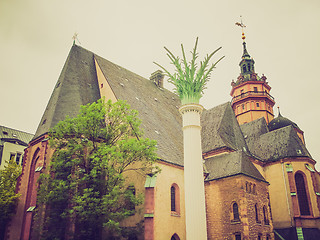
[0,159,22,240]
[154,37,224,104]
[36,99,158,240]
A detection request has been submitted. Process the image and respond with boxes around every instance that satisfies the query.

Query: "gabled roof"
[0,125,34,146]
[201,102,248,153]
[204,150,266,182]
[33,45,101,139]
[33,45,183,166]
[241,118,312,162]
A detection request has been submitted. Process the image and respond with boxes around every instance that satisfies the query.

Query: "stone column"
[179,103,207,240]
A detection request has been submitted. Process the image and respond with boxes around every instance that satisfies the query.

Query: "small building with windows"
[0,125,33,170]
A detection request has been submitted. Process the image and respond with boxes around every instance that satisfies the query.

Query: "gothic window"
[171,233,180,240]
[295,172,311,215]
[171,184,180,214]
[171,186,176,211]
[232,202,240,221]
[255,204,260,223]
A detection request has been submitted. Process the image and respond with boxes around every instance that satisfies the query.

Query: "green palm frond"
[154,37,224,104]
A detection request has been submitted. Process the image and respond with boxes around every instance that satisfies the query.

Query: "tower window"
[242,65,247,73]
[235,233,241,240]
[242,104,245,110]
[263,206,269,225]
[232,202,240,221]
[295,172,311,215]
[254,87,258,92]
[256,102,260,108]
[255,204,260,223]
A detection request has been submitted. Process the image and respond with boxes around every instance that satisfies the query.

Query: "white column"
[179,103,207,240]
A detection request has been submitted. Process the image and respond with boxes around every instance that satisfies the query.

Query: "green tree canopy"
[36,99,158,240]
[154,37,224,104]
[0,159,22,239]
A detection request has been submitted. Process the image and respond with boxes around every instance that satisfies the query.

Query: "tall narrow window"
[255,204,260,223]
[171,186,176,212]
[263,206,269,225]
[295,172,311,215]
[232,202,240,221]
[235,233,241,240]
[170,184,180,214]
[16,153,21,165]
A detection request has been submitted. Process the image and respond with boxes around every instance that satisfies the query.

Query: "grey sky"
[1,0,320,168]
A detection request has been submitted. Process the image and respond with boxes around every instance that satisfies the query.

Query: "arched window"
[232,202,240,221]
[171,186,176,212]
[255,204,260,223]
[263,206,269,225]
[125,185,136,215]
[171,233,180,240]
[170,184,180,214]
[295,172,311,215]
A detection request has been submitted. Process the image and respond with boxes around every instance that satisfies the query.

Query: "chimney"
[150,70,164,88]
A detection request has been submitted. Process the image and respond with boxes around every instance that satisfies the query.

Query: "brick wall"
[205,175,274,240]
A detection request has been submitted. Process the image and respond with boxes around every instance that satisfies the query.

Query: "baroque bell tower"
[231,23,275,125]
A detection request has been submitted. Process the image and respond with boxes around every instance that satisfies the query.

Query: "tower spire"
[231,18,275,125]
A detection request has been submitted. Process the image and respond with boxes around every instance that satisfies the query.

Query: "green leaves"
[154,37,224,104]
[37,99,158,239]
[0,159,21,226]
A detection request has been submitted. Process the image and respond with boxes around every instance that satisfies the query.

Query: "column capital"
[178,103,204,115]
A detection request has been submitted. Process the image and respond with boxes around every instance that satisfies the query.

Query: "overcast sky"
[1,0,320,168]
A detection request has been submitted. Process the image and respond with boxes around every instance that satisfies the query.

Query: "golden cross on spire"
[235,16,246,41]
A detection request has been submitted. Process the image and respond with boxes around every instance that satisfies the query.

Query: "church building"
[5,34,320,240]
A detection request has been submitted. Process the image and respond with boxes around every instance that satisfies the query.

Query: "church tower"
[230,30,275,125]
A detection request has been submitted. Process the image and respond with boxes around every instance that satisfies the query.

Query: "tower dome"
[268,112,299,131]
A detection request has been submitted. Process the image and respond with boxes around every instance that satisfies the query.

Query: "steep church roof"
[33,45,183,166]
[201,102,248,153]
[204,150,266,182]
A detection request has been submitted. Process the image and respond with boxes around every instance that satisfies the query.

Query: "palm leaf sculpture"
[154,37,224,104]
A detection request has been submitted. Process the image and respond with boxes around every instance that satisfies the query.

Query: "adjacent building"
[0,126,33,170]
